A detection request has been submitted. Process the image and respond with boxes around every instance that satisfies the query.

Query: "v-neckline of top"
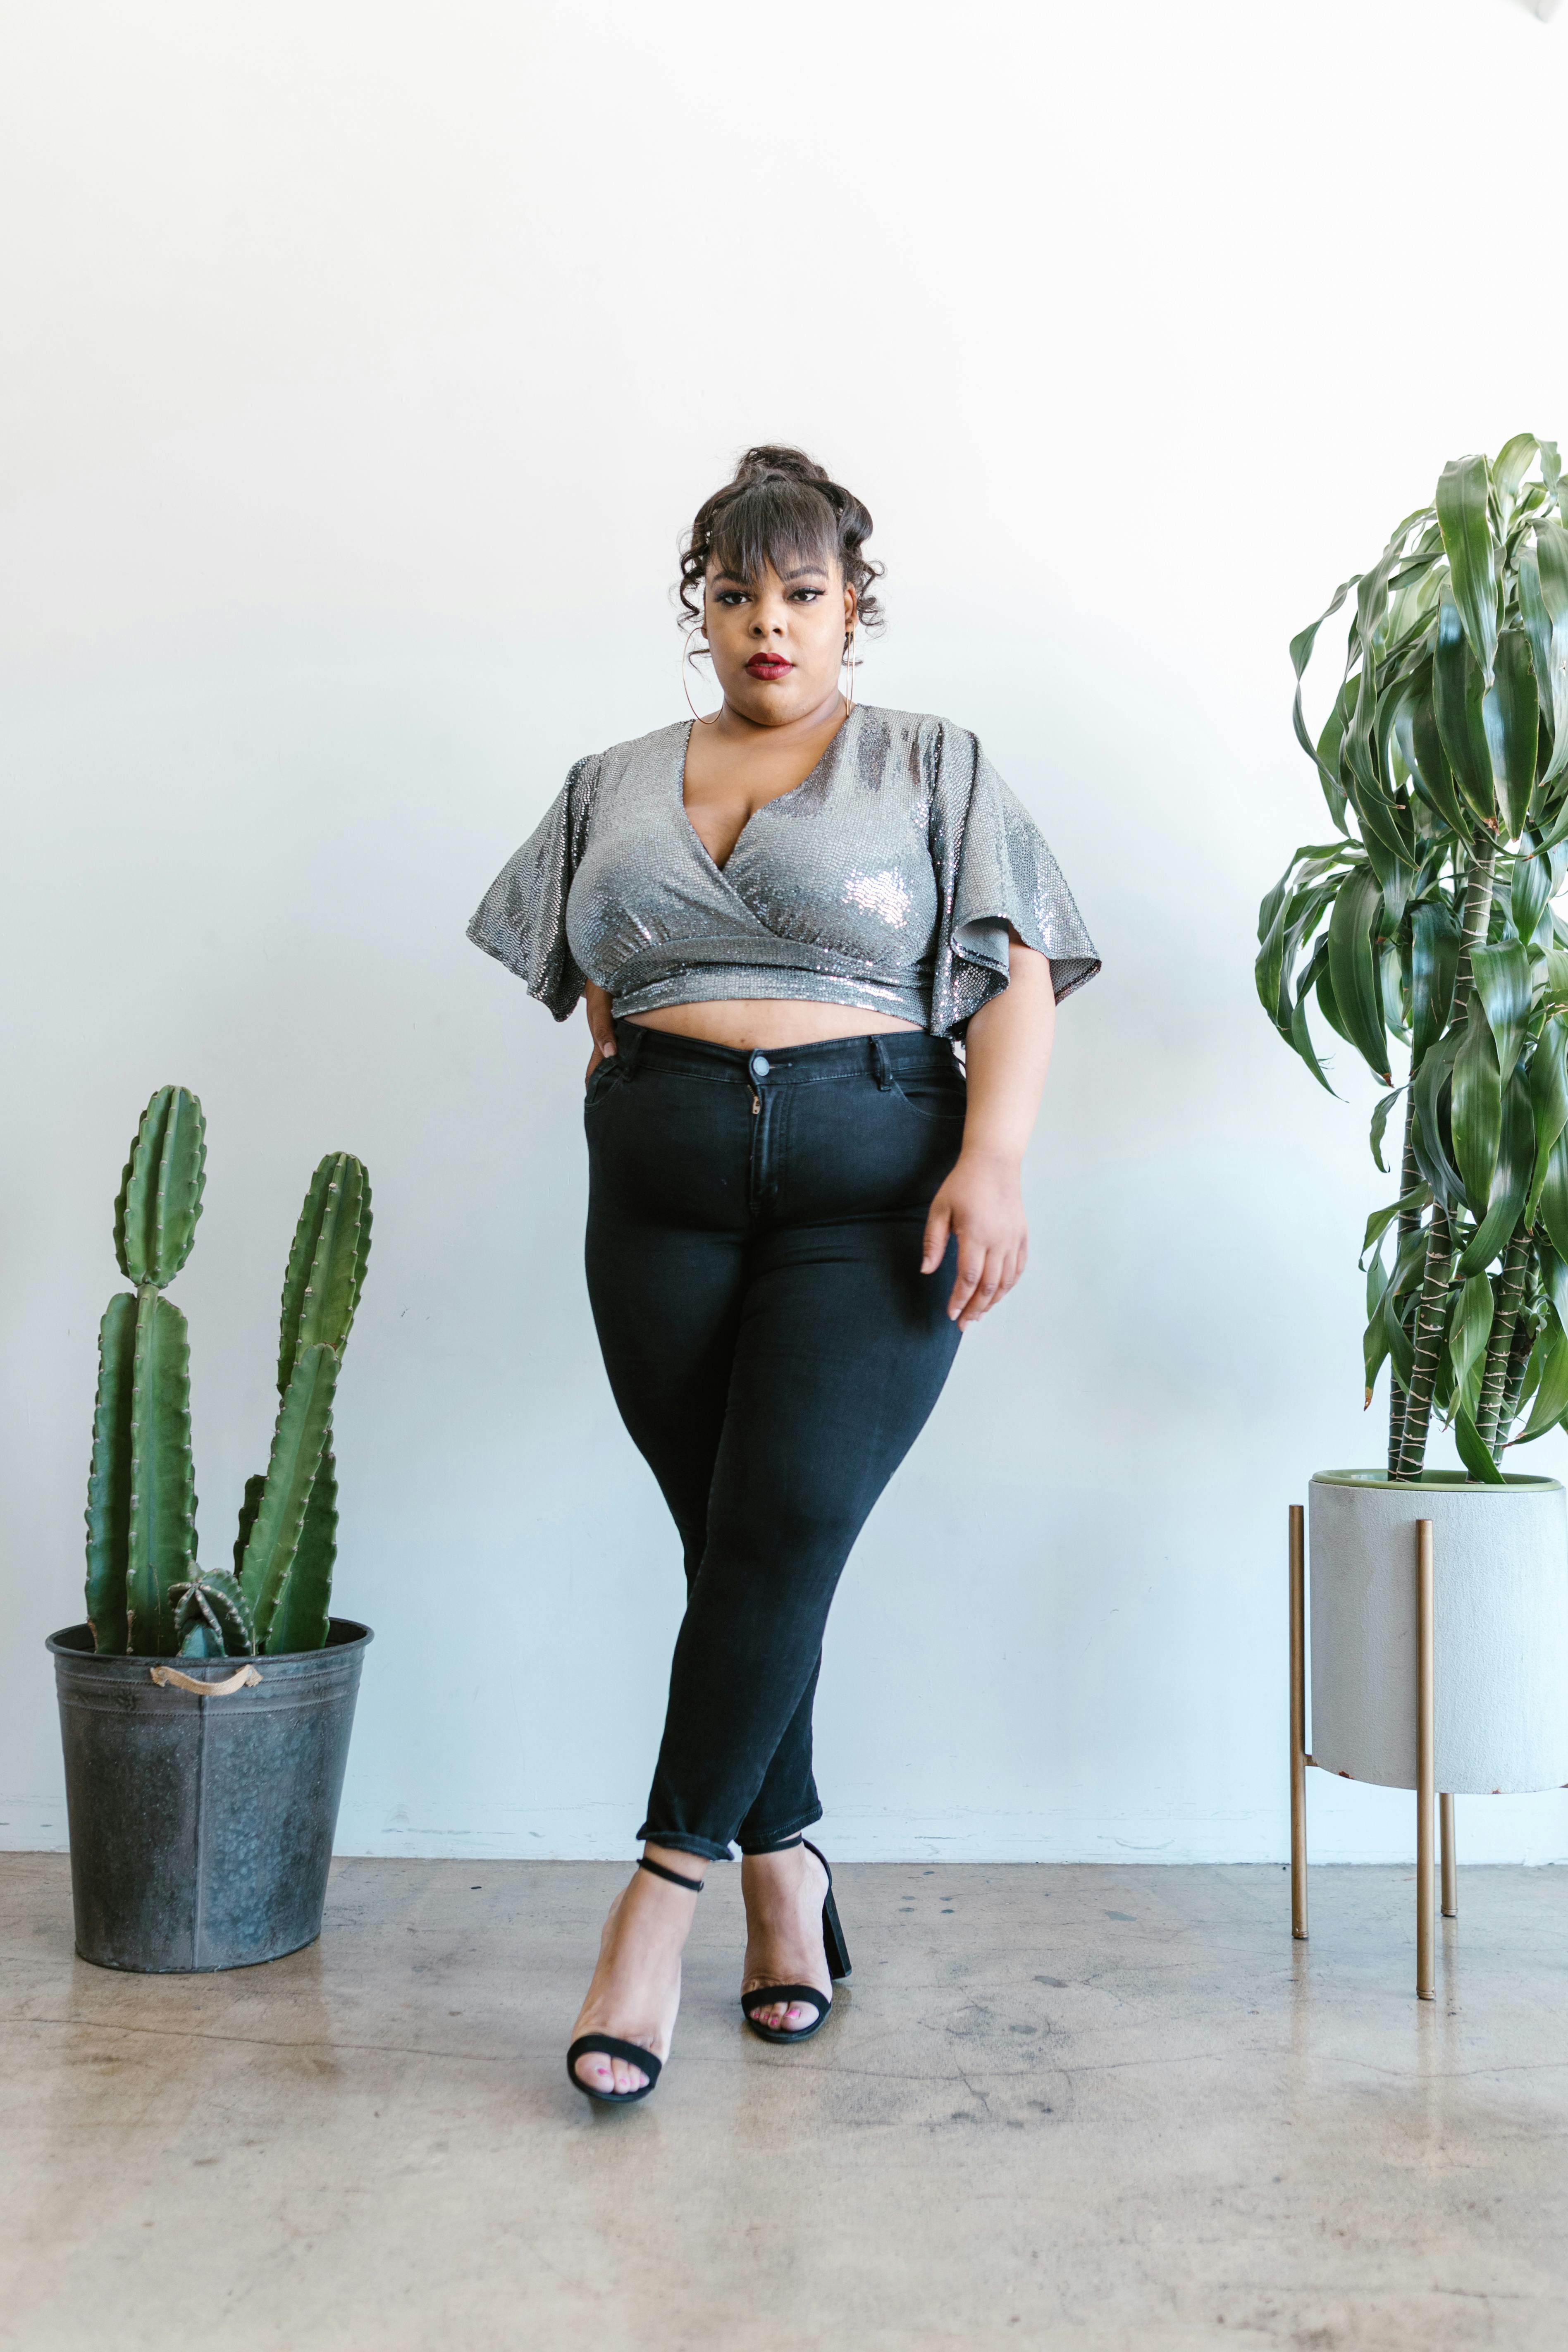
[677,704,856,880]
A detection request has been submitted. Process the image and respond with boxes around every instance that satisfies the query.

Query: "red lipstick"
[745,654,792,680]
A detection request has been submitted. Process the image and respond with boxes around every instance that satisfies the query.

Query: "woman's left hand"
[920,1150,1029,1328]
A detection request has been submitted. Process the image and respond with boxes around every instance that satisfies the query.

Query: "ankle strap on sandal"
[638,1855,705,1893]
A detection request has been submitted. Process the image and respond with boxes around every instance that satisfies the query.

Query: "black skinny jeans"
[583,1018,967,1862]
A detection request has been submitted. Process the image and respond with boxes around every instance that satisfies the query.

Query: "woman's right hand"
[585,981,617,1085]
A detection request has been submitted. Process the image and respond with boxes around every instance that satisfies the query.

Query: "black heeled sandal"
[566,1855,704,2105]
[740,1838,852,2046]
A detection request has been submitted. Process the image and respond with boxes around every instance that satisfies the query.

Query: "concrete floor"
[2,1860,1566,2351]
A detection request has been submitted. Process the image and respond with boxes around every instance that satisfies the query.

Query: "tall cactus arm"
[277,1156,372,1392]
[85,1294,138,1653]
[115,1087,207,1288]
[171,1569,256,1658]
[124,1292,198,1655]
[266,1447,338,1655]
[233,1473,267,1575]
[238,1344,340,1649]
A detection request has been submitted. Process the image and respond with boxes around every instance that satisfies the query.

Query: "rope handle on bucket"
[148,1664,263,1696]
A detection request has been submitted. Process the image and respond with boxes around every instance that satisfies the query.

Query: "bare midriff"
[626,1002,922,1052]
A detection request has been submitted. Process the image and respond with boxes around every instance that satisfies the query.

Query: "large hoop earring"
[682,631,721,725]
[841,623,859,714]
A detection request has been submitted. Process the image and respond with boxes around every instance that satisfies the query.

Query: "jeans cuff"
[637,1827,733,1863]
[736,1804,823,1858]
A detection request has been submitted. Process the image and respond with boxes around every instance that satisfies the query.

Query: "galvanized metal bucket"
[47,1618,372,1972]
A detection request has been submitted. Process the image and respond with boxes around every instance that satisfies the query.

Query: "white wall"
[5,0,1568,1866]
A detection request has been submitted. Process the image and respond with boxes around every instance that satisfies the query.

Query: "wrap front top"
[467,703,1099,1037]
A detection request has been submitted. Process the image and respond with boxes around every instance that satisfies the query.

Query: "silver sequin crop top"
[467,704,1100,1037]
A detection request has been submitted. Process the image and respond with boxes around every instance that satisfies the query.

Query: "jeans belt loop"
[871,1037,894,1092]
[615,1017,644,1075]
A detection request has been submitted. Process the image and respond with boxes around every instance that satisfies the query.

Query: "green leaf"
[1369,1089,1402,1174]
[1455,1069,1532,1276]
[1483,630,1539,842]
[1361,1187,1429,1265]
[1538,1239,1568,1331]
[1511,836,1553,946]
[1451,995,1503,1218]
[1410,899,1460,1063]
[1434,591,1497,824]
[237,1344,341,1650]
[1539,1125,1568,1261]
[1437,454,1499,688]
[1379,943,1410,1043]
[1519,547,1559,738]
[1326,867,1389,1081]
[1448,1270,1496,1417]
[1289,962,1336,1095]
[1468,938,1532,1087]
[1364,1295,1391,1406]
[1515,1307,1568,1442]
[1314,683,1353,833]
[1529,1014,1568,1226]
[1316,958,1352,1046]
[1532,521,1568,794]
[1344,544,1422,874]
[1453,1400,1505,1482]
[1290,579,1358,824]
[84,1293,137,1655]
[1493,433,1539,509]
[125,1292,197,1657]
[1389,1294,1417,1394]
[1255,865,1341,1035]
[1412,1032,1464,1207]
[1396,671,1470,840]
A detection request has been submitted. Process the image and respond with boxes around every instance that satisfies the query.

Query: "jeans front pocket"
[584,1056,627,1115]
[889,1070,968,1125]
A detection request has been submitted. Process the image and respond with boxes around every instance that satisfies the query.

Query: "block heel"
[740,1838,850,2045]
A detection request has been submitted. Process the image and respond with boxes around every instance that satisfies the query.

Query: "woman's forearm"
[919,942,1055,1325]
[959,942,1055,1164]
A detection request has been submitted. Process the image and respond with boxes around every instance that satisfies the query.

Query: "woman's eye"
[790,588,823,603]
[716,591,746,606]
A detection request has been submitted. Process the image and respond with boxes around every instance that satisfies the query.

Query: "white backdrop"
[5,0,1568,1865]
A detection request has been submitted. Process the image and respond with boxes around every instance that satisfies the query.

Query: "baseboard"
[6,1794,1565,1865]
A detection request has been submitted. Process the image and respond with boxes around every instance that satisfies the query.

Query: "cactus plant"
[84,1092,371,1657]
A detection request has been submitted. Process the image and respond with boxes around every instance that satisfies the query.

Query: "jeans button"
[750,1053,771,1079]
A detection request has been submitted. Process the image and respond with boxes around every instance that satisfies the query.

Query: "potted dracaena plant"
[1259,435,1568,1810]
[46,1086,376,1972]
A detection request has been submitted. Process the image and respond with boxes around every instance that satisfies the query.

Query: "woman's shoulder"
[856,701,970,743]
[575,718,689,778]
[854,704,985,790]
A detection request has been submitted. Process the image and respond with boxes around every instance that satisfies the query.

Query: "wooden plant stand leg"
[1289,1503,1308,1941]
[1440,1794,1457,1920]
[1416,1519,1435,2002]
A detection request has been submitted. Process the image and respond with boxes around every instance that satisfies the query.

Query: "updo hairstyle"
[678,447,883,638]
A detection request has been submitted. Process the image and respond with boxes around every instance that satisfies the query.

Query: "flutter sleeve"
[927,728,1100,1037]
[465,755,599,1021]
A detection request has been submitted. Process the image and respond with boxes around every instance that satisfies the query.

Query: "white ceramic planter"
[1308,1470,1568,1794]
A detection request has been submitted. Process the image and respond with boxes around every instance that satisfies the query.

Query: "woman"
[469,447,1099,2104]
